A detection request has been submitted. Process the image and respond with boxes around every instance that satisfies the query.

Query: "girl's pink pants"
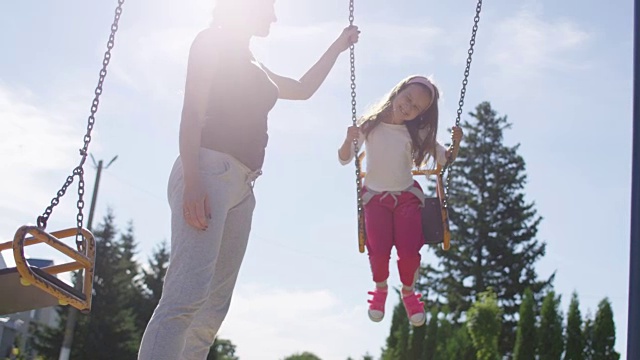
[364,181,424,287]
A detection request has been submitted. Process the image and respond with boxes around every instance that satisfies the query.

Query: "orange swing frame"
[0,227,96,315]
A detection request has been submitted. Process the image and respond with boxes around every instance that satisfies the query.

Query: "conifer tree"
[136,240,170,331]
[31,212,140,360]
[422,308,438,360]
[564,292,584,360]
[467,289,502,360]
[208,338,240,360]
[381,295,410,360]
[420,102,551,354]
[583,312,595,360]
[514,288,537,360]
[591,298,620,360]
[538,291,564,360]
[410,317,427,359]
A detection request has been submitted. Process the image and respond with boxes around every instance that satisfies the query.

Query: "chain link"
[37,0,126,251]
[348,0,366,249]
[440,0,482,210]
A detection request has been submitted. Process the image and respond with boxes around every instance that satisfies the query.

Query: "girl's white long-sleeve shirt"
[339,122,447,192]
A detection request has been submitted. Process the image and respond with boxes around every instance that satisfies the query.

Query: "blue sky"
[0,0,634,358]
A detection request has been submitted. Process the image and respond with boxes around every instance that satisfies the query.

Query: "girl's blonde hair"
[359,75,441,168]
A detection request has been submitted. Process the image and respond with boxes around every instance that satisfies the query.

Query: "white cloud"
[261,21,444,67]
[0,82,90,260]
[464,3,593,103]
[486,6,591,77]
[359,22,444,65]
[0,85,77,170]
[220,284,385,360]
[110,26,194,101]
[107,0,213,101]
[0,84,82,212]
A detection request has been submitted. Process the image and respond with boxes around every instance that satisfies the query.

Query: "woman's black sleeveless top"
[201,30,279,172]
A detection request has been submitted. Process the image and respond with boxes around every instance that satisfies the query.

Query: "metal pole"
[86,160,103,231]
[628,0,640,358]
[58,156,116,360]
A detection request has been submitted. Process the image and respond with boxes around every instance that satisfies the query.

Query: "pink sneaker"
[367,288,388,322]
[402,292,426,326]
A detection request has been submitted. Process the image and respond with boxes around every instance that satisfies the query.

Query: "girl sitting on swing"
[338,75,463,326]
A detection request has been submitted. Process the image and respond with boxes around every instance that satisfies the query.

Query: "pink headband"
[407,76,437,110]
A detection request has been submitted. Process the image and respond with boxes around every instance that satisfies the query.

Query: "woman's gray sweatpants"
[138,148,259,360]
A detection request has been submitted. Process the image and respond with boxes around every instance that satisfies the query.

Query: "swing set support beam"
[628,0,640,358]
[627,0,640,359]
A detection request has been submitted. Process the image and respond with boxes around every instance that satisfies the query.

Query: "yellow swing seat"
[0,226,96,315]
[0,0,127,316]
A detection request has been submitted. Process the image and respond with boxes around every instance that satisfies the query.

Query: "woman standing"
[138,1,359,359]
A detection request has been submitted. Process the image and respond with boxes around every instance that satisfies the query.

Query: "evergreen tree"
[423,308,438,360]
[513,288,537,360]
[466,289,502,360]
[420,102,551,354]
[119,222,145,336]
[430,308,475,360]
[349,354,374,360]
[564,292,584,360]
[136,240,170,331]
[30,307,67,360]
[119,221,139,278]
[29,212,244,360]
[381,296,410,360]
[433,314,454,360]
[282,352,322,360]
[207,338,239,360]
[538,291,564,360]
[591,298,620,360]
[410,317,427,359]
[443,326,476,360]
[583,312,594,360]
[31,211,141,360]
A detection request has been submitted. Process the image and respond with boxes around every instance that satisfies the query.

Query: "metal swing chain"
[37,0,126,251]
[440,0,482,210]
[348,0,366,250]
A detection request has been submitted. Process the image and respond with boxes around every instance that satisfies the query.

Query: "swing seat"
[413,168,451,250]
[0,267,80,315]
[0,226,95,315]
[422,198,446,244]
[358,152,451,251]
